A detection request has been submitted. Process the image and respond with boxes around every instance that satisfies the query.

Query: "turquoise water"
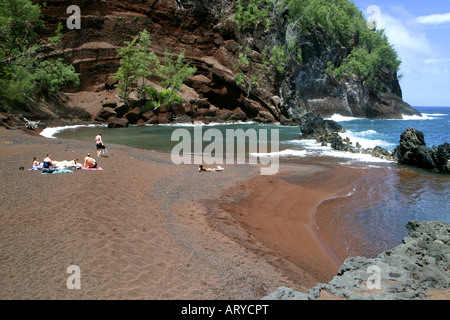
[44,107,450,258]
[46,107,450,160]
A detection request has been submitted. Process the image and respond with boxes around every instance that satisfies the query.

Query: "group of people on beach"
[32,134,107,171]
[31,132,226,173]
[32,153,96,170]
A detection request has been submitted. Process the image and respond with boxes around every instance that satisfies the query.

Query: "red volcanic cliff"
[33,0,282,125]
[27,0,419,126]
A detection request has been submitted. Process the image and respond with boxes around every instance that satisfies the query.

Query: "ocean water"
[44,107,449,161]
[43,106,450,258]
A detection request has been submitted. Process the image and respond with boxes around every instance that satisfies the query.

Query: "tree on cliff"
[112,30,196,106]
[0,0,80,109]
[112,34,140,102]
[112,29,159,102]
[159,50,197,104]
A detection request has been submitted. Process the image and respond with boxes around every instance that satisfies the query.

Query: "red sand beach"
[0,127,367,299]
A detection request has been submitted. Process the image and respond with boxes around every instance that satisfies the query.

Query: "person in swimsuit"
[84,154,97,168]
[32,157,42,168]
[198,165,224,172]
[42,154,54,168]
[95,134,106,157]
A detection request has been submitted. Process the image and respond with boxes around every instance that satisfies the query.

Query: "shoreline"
[214,162,365,288]
[1,126,447,300]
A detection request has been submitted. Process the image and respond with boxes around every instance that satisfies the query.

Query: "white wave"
[339,131,395,150]
[40,124,101,139]
[253,146,393,164]
[251,149,308,158]
[285,139,319,146]
[287,129,392,149]
[320,149,396,163]
[400,114,439,120]
[326,114,359,122]
[423,113,447,117]
[357,129,378,136]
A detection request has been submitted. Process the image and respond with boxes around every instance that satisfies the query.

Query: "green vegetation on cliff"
[234,0,401,87]
[0,0,80,109]
[112,29,197,107]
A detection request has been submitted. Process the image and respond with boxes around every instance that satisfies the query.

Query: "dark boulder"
[145,116,159,125]
[231,107,247,121]
[104,78,119,90]
[141,110,156,122]
[218,109,233,121]
[102,101,117,109]
[174,114,193,124]
[434,143,450,173]
[94,107,116,122]
[371,146,393,160]
[297,112,344,139]
[107,117,129,128]
[114,103,131,118]
[124,107,143,124]
[392,128,449,173]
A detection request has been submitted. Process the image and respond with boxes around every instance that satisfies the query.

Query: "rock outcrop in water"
[294,113,395,161]
[392,128,450,174]
[263,221,450,300]
[293,115,450,167]
[296,112,345,139]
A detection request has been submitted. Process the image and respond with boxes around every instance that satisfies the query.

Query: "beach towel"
[41,169,74,175]
[29,167,43,171]
[82,167,103,171]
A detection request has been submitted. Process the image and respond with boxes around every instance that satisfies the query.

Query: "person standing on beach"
[95,134,106,157]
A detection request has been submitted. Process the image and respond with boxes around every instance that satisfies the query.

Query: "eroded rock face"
[37,0,419,124]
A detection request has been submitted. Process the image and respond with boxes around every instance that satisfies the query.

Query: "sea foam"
[40,124,101,139]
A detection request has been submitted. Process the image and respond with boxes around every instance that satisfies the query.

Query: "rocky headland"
[263,220,450,300]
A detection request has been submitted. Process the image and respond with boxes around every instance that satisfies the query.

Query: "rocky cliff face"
[35,0,420,123]
[279,24,419,120]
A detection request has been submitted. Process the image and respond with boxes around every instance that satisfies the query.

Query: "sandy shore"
[0,126,364,299]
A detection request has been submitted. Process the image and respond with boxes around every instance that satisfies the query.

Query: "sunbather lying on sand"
[84,154,97,168]
[52,158,82,170]
[198,165,224,172]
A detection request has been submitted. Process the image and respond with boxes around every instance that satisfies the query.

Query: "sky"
[352,0,450,107]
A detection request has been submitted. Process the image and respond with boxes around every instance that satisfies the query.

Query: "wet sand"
[0,127,364,299]
[215,163,365,287]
